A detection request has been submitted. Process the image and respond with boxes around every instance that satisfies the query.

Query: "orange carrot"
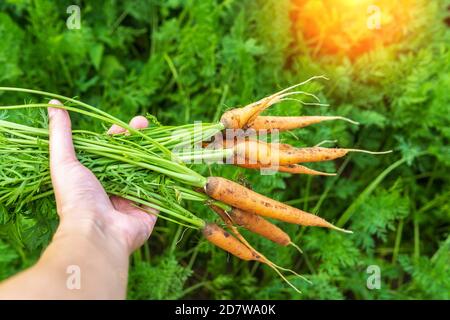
[237,163,336,176]
[250,116,359,132]
[232,140,390,165]
[202,223,260,261]
[204,177,351,233]
[220,76,329,129]
[209,205,302,252]
[232,140,346,165]
[220,98,276,129]
[229,208,291,246]
[206,211,308,292]
[276,164,336,175]
[272,146,391,164]
[275,146,350,164]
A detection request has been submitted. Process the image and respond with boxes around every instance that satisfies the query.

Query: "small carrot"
[204,220,308,293]
[250,116,359,132]
[276,164,336,176]
[237,163,336,176]
[275,146,350,164]
[203,223,259,261]
[204,177,351,233]
[232,140,391,165]
[220,76,329,129]
[229,208,304,253]
[220,97,278,130]
[209,205,301,251]
[271,146,391,164]
[228,208,287,244]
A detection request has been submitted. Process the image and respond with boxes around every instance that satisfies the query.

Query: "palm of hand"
[49,100,156,254]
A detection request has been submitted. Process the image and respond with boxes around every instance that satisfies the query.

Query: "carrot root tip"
[335,116,360,125]
[331,226,354,234]
[346,149,393,155]
[290,242,304,254]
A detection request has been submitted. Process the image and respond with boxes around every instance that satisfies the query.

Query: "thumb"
[48,99,77,167]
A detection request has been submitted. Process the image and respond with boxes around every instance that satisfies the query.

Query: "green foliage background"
[0,0,449,299]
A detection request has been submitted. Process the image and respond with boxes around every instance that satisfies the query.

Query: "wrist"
[37,216,130,299]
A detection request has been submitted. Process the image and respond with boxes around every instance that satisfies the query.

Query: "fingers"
[129,116,149,129]
[107,124,126,135]
[107,116,149,134]
[48,99,77,166]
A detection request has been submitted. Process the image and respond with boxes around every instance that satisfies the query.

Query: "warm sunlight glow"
[290,0,416,58]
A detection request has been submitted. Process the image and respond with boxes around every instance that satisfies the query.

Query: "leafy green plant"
[0,0,448,299]
[128,254,192,300]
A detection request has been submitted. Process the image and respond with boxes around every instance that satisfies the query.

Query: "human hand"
[48,99,157,256]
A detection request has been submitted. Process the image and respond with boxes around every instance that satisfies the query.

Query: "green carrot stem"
[0,87,174,158]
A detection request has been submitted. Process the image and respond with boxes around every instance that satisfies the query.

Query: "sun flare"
[290,0,417,58]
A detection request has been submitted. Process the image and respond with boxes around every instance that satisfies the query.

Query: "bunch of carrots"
[0,78,390,292]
